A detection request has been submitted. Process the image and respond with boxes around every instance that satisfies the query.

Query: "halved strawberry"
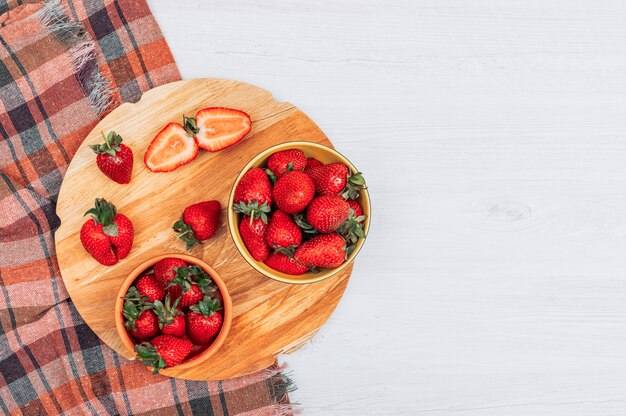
[144,122,199,172]
[194,107,252,152]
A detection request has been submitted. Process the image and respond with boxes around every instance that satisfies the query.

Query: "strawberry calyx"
[90,131,124,157]
[84,198,118,237]
[341,172,367,200]
[264,168,277,185]
[134,342,166,374]
[172,219,201,250]
[167,265,216,295]
[182,115,199,137]
[122,287,153,331]
[233,201,271,224]
[293,213,318,237]
[336,208,367,245]
[189,296,222,316]
[152,294,182,328]
[273,245,298,257]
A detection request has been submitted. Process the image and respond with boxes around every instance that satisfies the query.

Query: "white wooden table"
[149,1,626,414]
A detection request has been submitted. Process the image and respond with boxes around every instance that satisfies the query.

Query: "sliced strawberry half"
[144,122,199,172]
[194,107,252,152]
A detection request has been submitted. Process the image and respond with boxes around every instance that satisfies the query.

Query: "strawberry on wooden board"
[123,287,159,341]
[144,119,199,172]
[135,335,193,374]
[186,297,223,345]
[153,258,188,289]
[265,210,302,249]
[90,131,133,184]
[272,171,315,214]
[267,149,307,178]
[80,198,134,265]
[233,168,272,221]
[153,294,186,337]
[135,273,165,303]
[294,233,347,269]
[173,200,221,250]
[306,195,350,233]
[194,107,252,152]
[167,265,216,308]
[264,252,308,275]
[304,157,323,173]
[239,216,270,261]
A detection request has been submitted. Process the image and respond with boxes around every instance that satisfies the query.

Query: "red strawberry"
[265,211,302,249]
[294,233,347,269]
[90,131,133,184]
[153,258,188,289]
[306,195,350,233]
[272,171,315,214]
[135,335,193,373]
[173,201,221,250]
[80,198,134,265]
[135,274,165,302]
[233,168,272,221]
[267,149,307,178]
[144,120,199,172]
[186,297,223,345]
[239,216,270,261]
[153,294,186,337]
[304,157,323,173]
[194,107,251,152]
[337,200,368,245]
[167,265,215,308]
[122,288,160,341]
[307,163,349,196]
[264,252,308,275]
[347,200,364,218]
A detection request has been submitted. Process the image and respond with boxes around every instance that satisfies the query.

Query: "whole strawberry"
[167,265,216,308]
[264,252,308,275]
[186,297,223,345]
[233,168,272,221]
[90,131,133,184]
[308,163,367,199]
[135,273,165,302]
[80,198,134,265]
[294,233,347,269]
[123,287,159,341]
[304,157,323,173]
[239,216,270,261]
[272,171,315,214]
[173,200,221,250]
[267,149,307,178]
[153,294,186,337]
[153,257,188,289]
[265,211,302,249]
[306,195,350,233]
[135,335,193,373]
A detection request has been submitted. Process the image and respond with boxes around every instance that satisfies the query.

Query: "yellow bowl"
[228,141,371,284]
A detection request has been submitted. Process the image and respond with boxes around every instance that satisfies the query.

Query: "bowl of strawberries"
[115,254,232,373]
[228,141,370,284]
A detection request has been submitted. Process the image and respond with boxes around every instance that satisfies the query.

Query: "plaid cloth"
[0,0,296,414]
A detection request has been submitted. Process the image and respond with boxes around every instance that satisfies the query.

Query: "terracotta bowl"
[114,254,232,371]
[228,141,371,284]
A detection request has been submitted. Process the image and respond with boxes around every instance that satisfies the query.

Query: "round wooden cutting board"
[55,79,353,380]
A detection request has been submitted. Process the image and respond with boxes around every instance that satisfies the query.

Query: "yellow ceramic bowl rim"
[227,141,371,284]
[114,253,233,371]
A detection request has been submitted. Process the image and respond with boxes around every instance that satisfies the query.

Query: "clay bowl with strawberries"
[114,254,232,373]
[228,141,371,284]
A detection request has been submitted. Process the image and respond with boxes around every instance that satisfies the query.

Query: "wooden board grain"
[55,78,352,380]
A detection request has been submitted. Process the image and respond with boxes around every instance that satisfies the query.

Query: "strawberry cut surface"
[195,107,252,152]
[144,123,199,172]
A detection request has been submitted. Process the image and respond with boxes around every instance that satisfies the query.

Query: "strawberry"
[307,163,348,196]
[135,335,193,373]
[239,216,270,261]
[233,168,272,221]
[347,200,364,218]
[173,200,221,250]
[265,210,302,249]
[306,195,350,233]
[272,171,315,214]
[135,273,165,302]
[153,257,188,289]
[267,149,307,178]
[90,131,133,184]
[304,157,323,173]
[144,119,199,172]
[186,297,223,345]
[264,252,308,275]
[167,265,216,308]
[194,107,251,152]
[80,198,134,265]
[153,294,186,337]
[123,287,159,341]
[337,203,367,245]
[294,233,347,269]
